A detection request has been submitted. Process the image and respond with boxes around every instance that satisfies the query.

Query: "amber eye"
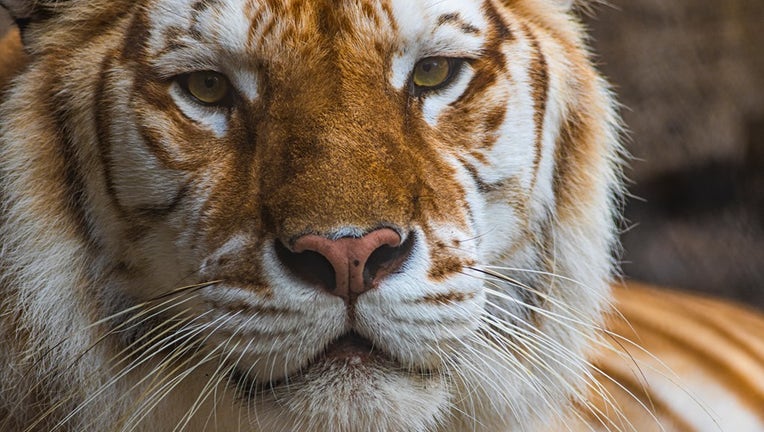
[412,57,456,90]
[184,71,231,105]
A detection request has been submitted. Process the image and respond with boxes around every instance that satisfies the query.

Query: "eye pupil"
[184,71,231,105]
[413,57,454,90]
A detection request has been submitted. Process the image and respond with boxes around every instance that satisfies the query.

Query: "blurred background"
[0,10,9,38]
[1,1,762,305]
[587,0,764,306]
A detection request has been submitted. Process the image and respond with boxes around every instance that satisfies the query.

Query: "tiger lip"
[309,331,439,375]
[295,330,393,371]
[237,331,393,395]
[318,331,380,361]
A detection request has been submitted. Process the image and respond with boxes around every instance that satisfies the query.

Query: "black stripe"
[525,26,549,190]
[458,157,502,193]
[93,52,129,218]
[482,0,513,42]
[450,1,512,108]
[48,94,103,254]
[134,183,191,219]
[436,13,481,35]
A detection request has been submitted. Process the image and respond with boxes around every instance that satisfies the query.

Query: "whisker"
[10,281,221,432]
[53,312,211,431]
[475,279,665,432]
[115,312,241,431]
[476,312,639,432]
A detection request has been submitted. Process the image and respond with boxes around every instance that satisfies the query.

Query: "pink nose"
[280,228,411,304]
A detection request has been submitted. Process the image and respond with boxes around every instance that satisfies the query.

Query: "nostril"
[276,228,413,304]
[364,232,416,286]
[274,239,337,293]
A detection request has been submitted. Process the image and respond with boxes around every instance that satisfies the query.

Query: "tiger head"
[0,0,622,430]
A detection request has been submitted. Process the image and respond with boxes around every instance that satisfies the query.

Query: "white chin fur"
[248,359,450,432]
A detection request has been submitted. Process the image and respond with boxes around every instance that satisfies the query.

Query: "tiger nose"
[276,228,413,304]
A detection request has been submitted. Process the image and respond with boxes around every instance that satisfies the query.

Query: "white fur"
[421,67,475,126]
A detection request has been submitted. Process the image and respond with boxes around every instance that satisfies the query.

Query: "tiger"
[0,0,762,431]
[583,283,764,432]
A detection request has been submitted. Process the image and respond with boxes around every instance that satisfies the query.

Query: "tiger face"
[0,0,621,431]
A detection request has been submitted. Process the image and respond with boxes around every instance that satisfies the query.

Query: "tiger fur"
[0,1,762,431]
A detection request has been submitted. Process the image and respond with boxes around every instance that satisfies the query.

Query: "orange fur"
[0,28,25,92]
[573,284,764,431]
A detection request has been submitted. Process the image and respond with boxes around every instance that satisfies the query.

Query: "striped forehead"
[146,0,253,56]
[144,0,488,81]
[388,0,487,49]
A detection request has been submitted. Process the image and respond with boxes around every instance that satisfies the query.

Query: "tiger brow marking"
[246,2,273,49]
[449,2,513,109]
[159,26,193,55]
[148,2,211,57]
[191,0,225,24]
[436,12,481,35]
[189,0,225,39]
[192,0,223,13]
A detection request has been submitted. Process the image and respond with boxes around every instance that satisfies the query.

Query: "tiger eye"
[413,57,452,89]
[186,71,230,105]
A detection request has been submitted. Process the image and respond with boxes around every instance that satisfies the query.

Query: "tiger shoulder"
[576,283,764,431]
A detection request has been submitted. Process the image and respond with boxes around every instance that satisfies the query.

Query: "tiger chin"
[1,0,760,431]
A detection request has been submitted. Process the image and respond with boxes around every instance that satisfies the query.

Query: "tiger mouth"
[232,331,442,400]
[231,331,398,397]
[320,330,380,361]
